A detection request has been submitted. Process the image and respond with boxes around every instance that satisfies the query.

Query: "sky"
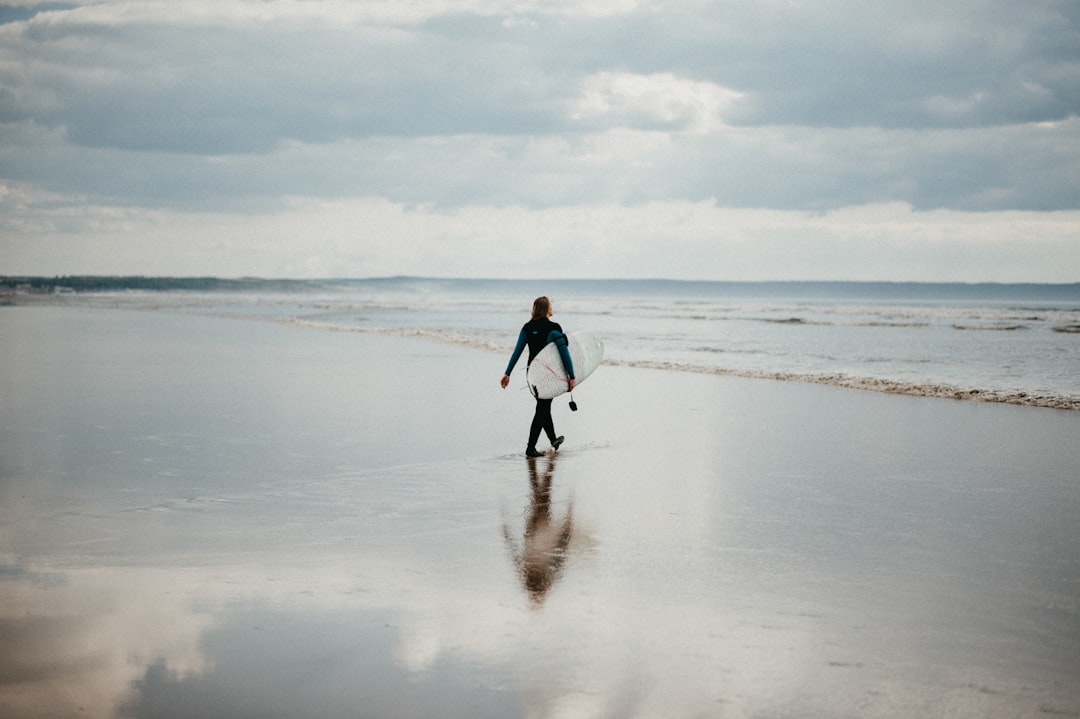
[1,0,1078,282]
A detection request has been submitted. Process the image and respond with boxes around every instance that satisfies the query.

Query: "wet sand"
[2,304,1079,718]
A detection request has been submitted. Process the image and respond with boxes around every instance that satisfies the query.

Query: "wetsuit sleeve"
[504,330,528,375]
[547,330,575,378]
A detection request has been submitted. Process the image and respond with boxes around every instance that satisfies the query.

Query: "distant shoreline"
[4,275,1080,301]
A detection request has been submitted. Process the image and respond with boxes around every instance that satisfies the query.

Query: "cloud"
[0,0,1078,279]
[4,185,1078,282]
[664,0,1080,129]
[571,72,744,133]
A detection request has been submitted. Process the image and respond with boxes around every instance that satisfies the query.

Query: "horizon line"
[4,274,1080,288]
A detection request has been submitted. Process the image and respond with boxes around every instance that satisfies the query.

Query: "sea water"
[53,278,1080,410]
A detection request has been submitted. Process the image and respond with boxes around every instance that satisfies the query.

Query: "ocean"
[37,277,1080,410]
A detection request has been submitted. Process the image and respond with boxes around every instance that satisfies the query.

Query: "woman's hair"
[531,296,551,320]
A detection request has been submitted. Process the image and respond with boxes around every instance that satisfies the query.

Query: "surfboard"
[527,331,604,400]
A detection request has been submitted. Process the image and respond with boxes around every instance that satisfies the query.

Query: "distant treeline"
[0,276,323,293]
[3,275,1079,300]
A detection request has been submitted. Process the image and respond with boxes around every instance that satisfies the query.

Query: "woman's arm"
[548,331,575,380]
[500,329,528,388]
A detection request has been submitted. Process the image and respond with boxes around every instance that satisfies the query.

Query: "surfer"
[500,296,576,458]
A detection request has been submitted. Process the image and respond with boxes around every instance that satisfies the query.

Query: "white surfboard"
[527,331,604,400]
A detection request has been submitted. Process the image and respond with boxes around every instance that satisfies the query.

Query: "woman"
[500,296,576,457]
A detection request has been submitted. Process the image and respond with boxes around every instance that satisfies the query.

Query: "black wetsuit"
[504,318,575,451]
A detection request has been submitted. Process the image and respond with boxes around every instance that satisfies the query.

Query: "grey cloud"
[673,121,1080,212]
[588,1,1080,129]
[5,13,570,155]
[0,1,1078,214]
[3,113,1078,214]
[0,3,77,26]
[6,2,1077,147]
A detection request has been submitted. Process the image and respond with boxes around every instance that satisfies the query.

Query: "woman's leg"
[542,401,556,444]
[528,398,554,450]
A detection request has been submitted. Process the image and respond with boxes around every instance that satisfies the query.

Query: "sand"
[1,304,1079,718]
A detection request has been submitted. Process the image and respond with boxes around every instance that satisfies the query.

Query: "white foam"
[605,358,1080,411]
[282,317,1080,410]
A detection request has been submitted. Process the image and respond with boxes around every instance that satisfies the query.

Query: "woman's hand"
[568,377,576,391]
[500,374,510,389]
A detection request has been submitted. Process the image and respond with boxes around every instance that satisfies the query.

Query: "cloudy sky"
[1,0,1078,281]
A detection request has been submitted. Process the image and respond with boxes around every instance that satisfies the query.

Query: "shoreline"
[607,358,1080,411]
[6,293,1078,411]
[282,316,1080,412]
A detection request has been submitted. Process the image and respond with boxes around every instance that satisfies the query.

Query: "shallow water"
[2,304,1079,718]
[29,277,1080,408]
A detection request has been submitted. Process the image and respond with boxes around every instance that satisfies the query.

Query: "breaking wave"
[608,358,1080,412]
[280,318,1080,411]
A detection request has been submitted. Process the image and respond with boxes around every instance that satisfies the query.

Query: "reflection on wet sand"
[0,566,217,719]
[4,304,1079,718]
[502,454,574,608]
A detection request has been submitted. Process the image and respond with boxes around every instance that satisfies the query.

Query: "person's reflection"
[502,453,574,608]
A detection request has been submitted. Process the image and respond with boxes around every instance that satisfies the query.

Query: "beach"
[2,302,1079,718]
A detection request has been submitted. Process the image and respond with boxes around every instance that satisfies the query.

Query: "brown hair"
[531,296,551,320]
